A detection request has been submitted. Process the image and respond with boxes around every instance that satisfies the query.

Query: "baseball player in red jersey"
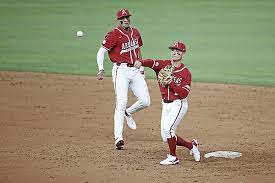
[96,9,150,150]
[134,41,200,165]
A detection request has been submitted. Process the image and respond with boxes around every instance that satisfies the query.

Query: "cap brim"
[168,46,185,52]
[117,14,132,20]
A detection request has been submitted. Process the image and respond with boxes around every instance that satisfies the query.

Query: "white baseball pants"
[161,99,188,142]
[112,63,150,140]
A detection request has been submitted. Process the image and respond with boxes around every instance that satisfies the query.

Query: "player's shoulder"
[105,29,116,37]
[184,64,191,72]
[182,65,191,75]
[173,63,191,75]
[106,27,121,36]
[131,27,141,34]
[130,27,139,31]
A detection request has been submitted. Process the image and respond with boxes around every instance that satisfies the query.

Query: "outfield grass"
[0,0,275,86]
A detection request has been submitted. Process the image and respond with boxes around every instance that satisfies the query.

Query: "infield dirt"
[0,71,274,183]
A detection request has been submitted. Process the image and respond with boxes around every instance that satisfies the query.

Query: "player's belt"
[163,99,174,103]
[116,63,134,67]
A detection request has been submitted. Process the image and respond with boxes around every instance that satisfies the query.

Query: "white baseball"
[76,30,84,37]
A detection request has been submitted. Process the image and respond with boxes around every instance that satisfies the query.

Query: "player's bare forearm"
[97,69,105,80]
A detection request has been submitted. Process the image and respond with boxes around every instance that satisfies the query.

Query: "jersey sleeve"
[140,59,166,72]
[169,70,192,99]
[102,30,117,50]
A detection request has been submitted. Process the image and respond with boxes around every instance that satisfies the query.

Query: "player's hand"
[97,69,105,80]
[134,61,142,69]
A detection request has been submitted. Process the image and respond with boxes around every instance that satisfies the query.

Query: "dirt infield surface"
[0,71,274,183]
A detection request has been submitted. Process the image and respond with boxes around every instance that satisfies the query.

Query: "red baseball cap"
[116,9,131,20]
[168,41,186,52]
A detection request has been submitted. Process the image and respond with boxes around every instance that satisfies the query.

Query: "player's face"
[118,16,131,29]
[171,49,183,61]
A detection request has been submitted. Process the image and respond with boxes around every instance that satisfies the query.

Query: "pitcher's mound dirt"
[0,71,274,183]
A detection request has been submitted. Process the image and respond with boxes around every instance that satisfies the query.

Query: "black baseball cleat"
[115,140,124,150]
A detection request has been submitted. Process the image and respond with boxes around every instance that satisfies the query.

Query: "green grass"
[1,0,275,86]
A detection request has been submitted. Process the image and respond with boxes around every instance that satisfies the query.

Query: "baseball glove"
[158,65,175,86]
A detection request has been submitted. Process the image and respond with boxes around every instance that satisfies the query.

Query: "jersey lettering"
[120,38,139,54]
[173,77,182,84]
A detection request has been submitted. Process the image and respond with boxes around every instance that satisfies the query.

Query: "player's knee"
[170,130,176,137]
[161,130,166,142]
[116,100,127,111]
[140,97,150,108]
[163,128,175,140]
[163,128,171,139]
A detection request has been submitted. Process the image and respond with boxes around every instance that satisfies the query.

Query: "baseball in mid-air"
[76,30,84,37]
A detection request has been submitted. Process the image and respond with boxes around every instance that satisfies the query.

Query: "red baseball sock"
[176,136,193,150]
[167,136,177,156]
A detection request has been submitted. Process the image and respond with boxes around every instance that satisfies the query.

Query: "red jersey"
[141,59,191,101]
[102,26,143,64]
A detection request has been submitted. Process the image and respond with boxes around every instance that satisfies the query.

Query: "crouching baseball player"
[134,41,200,165]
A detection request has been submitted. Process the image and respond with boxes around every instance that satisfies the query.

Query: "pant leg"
[112,66,130,140]
[162,99,188,140]
[161,101,170,142]
[126,69,150,114]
